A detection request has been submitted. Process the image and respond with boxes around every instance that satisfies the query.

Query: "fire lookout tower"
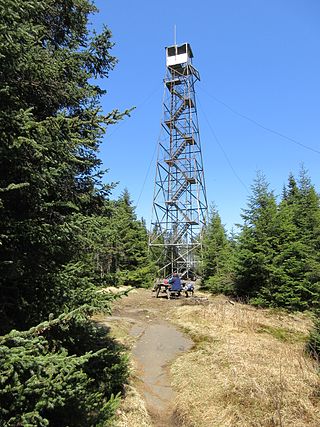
[149,42,208,278]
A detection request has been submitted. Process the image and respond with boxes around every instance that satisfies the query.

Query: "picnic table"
[154,281,194,299]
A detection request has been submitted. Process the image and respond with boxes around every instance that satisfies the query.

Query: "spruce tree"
[0,2,131,424]
[110,189,155,287]
[270,169,320,310]
[234,169,320,310]
[0,0,129,331]
[0,306,128,426]
[234,172,278,301]
[201,206,234,294]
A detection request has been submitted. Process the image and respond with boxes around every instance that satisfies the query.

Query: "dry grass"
[96,285,136,295]
[169,296,320,427]
[113,385,153,427]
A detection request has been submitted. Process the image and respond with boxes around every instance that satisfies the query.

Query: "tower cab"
[166,43,193,68]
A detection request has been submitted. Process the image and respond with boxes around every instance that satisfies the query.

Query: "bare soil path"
[105,288,196,426]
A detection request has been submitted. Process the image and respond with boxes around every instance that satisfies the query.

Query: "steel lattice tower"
[149,43,208,278]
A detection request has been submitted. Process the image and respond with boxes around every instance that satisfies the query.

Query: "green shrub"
[202,273,235,295]
[307,315,320,360]
[0,307,128,427]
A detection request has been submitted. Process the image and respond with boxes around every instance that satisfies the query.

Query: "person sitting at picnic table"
[168,272,181,291]
[182,281,194,297]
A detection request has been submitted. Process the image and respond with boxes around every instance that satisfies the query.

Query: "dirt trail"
[107,289,195,426]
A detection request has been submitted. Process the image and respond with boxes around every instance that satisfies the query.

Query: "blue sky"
[91,0,320,232]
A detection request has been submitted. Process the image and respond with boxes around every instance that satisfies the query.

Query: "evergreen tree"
[110,189,155,287]
[0,0,129,331]
[234,172,278,301]
[268,169,320,310]
[201,206,234,294]
[234,168,320,310]
[0,1,133,424]
[0,306,128,426]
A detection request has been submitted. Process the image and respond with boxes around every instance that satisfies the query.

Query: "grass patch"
[257,324,308,343]
[107,319,136,347]
[180,325,219,349]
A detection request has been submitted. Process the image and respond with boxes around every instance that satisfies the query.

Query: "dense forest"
[0,0,319,425]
